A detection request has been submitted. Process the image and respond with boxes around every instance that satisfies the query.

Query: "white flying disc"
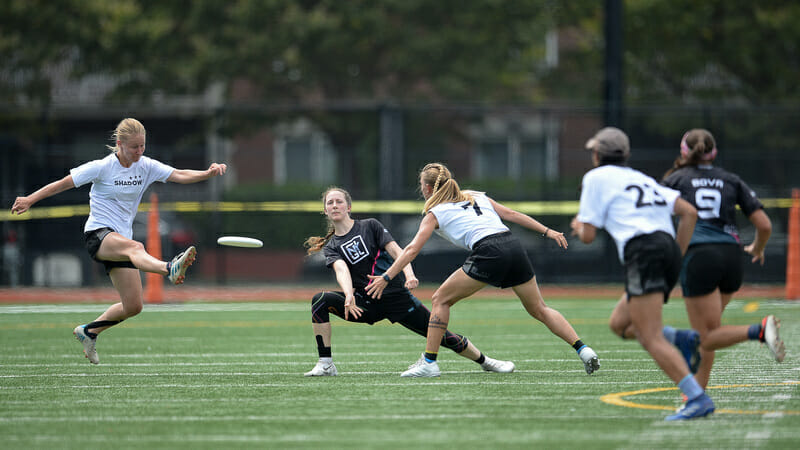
[217,236,264,248]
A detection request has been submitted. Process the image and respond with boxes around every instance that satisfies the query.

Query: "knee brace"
[311,292,331,324]
[442,331,469,353]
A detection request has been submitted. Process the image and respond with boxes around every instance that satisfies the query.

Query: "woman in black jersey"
[662,128,785,389]
[301,187,515,376]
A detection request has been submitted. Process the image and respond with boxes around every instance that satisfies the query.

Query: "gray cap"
[585,127,630,158]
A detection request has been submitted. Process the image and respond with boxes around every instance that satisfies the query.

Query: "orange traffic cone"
[787,188,800,300]
[145,192,164,303]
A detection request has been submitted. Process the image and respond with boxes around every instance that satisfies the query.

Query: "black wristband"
[382,273,391,282]
[542,228,549,237]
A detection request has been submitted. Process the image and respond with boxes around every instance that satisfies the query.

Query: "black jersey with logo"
[323,219,406,294]
[662,165,763,245]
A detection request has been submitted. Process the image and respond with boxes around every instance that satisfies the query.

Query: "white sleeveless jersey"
[70,153,175,239]
[429,191,509,250]
[577,165,680,262]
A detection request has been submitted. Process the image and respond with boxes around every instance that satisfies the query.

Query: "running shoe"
[578,346,600,374]
[665,393,715,421]
[761,315,786,362]
[401,355,441,377]
[73,325,99,364]
[480,357,515,373]
[168,246,196,285]
[304,361,338,377]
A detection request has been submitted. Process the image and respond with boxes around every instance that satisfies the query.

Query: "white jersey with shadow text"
[70,153,175,238]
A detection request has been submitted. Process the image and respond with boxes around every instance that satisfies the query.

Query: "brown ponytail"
[663,129,718,179]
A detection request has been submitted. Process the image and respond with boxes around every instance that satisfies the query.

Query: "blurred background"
[1,0,798,288]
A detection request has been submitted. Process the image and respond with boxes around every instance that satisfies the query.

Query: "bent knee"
[608,319,627,338]
[117,239,145,257]
[122,302,143,317]
[430,292,450,308]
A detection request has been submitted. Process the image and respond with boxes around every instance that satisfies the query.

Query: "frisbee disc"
[217,236,264,248]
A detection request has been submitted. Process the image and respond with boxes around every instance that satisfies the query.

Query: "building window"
[472,115,557,181]
[274,119,336,185]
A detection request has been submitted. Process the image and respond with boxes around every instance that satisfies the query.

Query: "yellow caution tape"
[1,198,793,221]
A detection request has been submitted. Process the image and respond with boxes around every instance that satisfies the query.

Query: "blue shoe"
[675,329,701,374]
[665,393,715,421]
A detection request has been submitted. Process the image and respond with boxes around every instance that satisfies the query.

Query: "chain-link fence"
[1,103,797,286]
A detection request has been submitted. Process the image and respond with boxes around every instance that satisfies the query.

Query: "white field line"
[0,303,310,314]
[2,298,797,314]
[0,368,669,378]
[0,379,711,390]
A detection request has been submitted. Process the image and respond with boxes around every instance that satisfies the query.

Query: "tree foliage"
[1,0,798,107]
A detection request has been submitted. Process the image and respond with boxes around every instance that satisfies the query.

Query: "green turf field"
[1,297,798,449]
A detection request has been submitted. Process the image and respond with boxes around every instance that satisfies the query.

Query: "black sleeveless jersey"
[323,218,406,294]
[662,165,763,245]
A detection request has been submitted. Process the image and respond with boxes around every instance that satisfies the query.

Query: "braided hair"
[420,163,473,214]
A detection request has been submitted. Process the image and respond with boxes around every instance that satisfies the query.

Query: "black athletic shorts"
[319,290,424,325]
[680,243,743,297]
[84,227,136,274]
[623,231,681,302]
[312,290,470,353]
[462,231,535,289]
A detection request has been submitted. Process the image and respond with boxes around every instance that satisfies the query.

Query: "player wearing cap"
[662,128,784,391]
[570,127,715,420]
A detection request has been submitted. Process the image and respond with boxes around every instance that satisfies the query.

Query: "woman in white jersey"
[11,118,227,364]
[570,127,713,421]
[365,162,599,377]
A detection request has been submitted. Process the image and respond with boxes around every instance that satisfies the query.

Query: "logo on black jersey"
[115,175,143,186]
[341,235,369,264]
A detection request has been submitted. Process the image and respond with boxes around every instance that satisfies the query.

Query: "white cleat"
[480,356,515,373]
[401,355,441,377]
[762,315,786,362]
[168,246,196,285]
[579,346,600,374]
[304,361,338,377]
[73,325,99,364]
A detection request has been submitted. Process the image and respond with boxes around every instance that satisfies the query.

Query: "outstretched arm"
[384,240,419,290]
[365,212,437,298]
[490,198,568,249]
[744,209,772,265]
[11,175,75,215]
[167,163,227,184]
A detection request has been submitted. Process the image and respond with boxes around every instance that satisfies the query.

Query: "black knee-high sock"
[316,335,331,358]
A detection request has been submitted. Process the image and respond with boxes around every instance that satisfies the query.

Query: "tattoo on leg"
[428,315,448,330]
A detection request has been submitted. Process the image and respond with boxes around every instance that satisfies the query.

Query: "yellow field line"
[600,381,800,415]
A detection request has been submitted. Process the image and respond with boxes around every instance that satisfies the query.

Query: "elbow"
[685,207,698,223]
[759,220,772,235]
